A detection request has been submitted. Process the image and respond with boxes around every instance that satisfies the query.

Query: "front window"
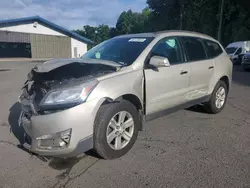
[82,37,154,66]
[151,37,182,64]
[226,47,237,54]
[235,47,242,55]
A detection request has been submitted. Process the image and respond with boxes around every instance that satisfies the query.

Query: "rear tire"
[204,81,228,114]
[94,100,140,159]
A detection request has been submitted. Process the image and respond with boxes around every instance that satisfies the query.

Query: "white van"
[226,41,250,64]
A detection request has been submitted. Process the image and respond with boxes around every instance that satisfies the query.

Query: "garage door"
[0,42,31,58]
[0,31,31,58]
[31,34,71,58]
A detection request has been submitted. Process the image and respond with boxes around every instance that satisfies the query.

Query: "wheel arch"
[116,94,144,131]
[118,94,143,111]
[98,94,144,131]
[219,75,230,91]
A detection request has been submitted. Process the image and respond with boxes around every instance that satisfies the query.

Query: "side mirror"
[149,56,170,67]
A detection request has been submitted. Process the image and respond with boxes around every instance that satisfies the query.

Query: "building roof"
[0,16,93,44]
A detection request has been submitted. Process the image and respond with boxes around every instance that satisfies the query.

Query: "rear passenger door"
[180,37,214,100]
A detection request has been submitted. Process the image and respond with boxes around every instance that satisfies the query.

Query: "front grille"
[34,87,48,105]
[21,98,32,112]
[21,103,31,113]
[20,97,39,115]
[23,112,32,121]
[244,56,250,62]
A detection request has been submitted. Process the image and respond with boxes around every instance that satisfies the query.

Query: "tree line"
[73,0,250,48]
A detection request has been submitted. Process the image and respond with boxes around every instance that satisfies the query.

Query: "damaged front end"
[18,59,118,153]
[20,60,117,116]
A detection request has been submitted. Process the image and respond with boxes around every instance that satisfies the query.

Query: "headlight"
[40,79,98,109]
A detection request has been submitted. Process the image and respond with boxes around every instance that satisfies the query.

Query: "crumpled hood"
[33,58,121,73]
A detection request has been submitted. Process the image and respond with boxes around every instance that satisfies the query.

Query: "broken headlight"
[39,79,98,109]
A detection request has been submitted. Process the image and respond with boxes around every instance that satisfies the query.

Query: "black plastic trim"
[146,95,211,122]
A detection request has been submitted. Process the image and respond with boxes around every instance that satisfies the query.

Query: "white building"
[0,16,93,58]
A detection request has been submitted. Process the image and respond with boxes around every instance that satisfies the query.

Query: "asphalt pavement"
[0,62,250,188]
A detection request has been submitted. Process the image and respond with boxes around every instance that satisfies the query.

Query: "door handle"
[180,70,188,75]
[208,66,214,69]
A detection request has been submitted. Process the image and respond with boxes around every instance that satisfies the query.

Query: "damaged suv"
[19,31,232,159]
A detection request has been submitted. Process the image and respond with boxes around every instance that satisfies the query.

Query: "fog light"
[36,129,72,150]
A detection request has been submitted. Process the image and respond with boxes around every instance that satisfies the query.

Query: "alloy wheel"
[106,111,134,150]
[215,87,226,109]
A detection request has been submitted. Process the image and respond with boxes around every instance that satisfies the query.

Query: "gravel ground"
[0,62,250,188]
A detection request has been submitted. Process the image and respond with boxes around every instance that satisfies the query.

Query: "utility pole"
[180,0,184,30]
[217,0,225,42]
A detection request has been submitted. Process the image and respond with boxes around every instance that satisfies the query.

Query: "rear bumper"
[19,98,105,157]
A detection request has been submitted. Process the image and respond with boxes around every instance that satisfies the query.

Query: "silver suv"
[19,31,232,159]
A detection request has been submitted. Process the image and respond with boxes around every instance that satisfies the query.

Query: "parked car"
[226,41,250,64]
[241,52,250,70]
[19,31,232,159]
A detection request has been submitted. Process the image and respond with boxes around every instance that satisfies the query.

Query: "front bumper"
[241,62,250,69]
[19,98,104,157]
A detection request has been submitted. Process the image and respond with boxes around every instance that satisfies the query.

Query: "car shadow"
[48,150,101,171]
[185,105,208,114]
[8,102,25,145]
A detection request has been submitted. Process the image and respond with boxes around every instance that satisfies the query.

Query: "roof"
[155,30,214,40]
[0,16,93,44]
[115,30,215,41]
[115,33,156,38]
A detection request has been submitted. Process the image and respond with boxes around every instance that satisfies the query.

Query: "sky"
[0,0,147,30]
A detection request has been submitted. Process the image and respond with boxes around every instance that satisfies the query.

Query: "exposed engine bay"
[20,61,118,116]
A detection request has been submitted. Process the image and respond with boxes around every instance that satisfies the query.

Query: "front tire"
[204,81,228,114]
[94,100,140,159]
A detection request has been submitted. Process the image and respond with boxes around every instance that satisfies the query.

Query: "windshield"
[82,37,154,66]
[226,47,238,54]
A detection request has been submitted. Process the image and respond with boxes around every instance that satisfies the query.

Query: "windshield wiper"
[113,61,127,67]
[80,58,124,67]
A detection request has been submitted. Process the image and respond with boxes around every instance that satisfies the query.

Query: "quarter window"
[203,39,223,58]
[181,37,206,61]
[151,37,182,64]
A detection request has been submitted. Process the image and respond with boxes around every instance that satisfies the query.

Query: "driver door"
[144,37,190,115]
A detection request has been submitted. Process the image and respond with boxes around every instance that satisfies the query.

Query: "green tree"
[95,25,110,43]
[74,24,111,48]
[109,27,117,38]
[116,10,133,34]
[74,0,250,48]
[222,0,250,45]
[116,9,152,34]
[147,0,250,45]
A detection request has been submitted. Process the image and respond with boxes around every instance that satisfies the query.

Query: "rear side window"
[181,37,206,62]
[203,39,223,58]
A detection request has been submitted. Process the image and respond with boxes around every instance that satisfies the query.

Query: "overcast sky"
[0,0,146,29]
